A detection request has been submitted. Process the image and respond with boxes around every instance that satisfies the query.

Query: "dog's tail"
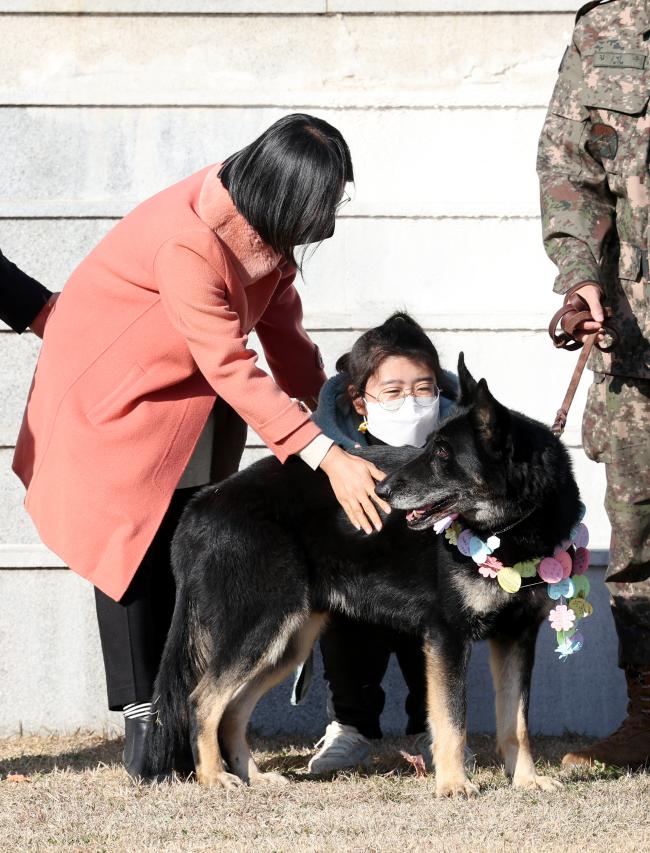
[144,579,203,781]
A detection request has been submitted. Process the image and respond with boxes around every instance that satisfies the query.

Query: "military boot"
[562,668,650,768]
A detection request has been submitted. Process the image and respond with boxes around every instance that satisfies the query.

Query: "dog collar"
[434,502,593,660]
[492,505,537,536]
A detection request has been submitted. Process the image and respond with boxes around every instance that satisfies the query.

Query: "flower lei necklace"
[434,502,593,660]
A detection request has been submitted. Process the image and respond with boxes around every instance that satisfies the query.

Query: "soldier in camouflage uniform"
[538,0,650,767]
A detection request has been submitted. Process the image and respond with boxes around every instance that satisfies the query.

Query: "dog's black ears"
[457,352,478,406]
[472,378,511,454]
[457,354,510,453]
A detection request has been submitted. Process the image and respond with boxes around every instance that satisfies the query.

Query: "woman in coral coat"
[13,114,389,775]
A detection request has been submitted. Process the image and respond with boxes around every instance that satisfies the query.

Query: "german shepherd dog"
[145,356,579,796]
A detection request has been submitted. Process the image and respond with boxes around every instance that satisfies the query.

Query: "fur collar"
[197,165,282,284]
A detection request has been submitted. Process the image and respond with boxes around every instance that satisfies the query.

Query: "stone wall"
[0,1,625,737]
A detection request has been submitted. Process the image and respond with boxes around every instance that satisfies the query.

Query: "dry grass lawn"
[0,732,648,852]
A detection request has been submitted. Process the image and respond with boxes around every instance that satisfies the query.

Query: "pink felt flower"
[433,513,459,535]
[478,556,503,579]
[548,604,576,632]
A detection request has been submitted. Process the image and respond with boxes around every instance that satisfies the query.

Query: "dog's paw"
[435,777,479,798]
[250,771,290,787]
[512,774,563,792]
[197,770,246,790]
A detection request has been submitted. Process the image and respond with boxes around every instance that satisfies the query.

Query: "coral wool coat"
[13,165,326,601]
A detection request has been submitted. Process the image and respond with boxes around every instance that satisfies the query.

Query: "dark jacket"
[0,250,51,333]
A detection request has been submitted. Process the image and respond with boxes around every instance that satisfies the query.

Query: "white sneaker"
[415,732,477,773]
[307,721,371,774]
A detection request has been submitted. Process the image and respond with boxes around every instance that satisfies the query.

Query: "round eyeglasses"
[363,386,440,412]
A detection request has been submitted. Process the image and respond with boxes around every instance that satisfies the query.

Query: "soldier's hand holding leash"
[548,281,617,352]
[569,283,605,342]
[548,282,618,436]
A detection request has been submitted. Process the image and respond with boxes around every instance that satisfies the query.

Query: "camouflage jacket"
[538,0,650,378]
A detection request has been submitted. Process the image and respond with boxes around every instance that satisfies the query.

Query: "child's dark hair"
[219,113,353,270]
[336,312,450,399]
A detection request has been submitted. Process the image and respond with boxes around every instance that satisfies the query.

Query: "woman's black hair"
[219,113,353,269]
[336,312,453,400]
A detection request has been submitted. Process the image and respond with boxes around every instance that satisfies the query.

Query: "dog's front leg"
[424,636,478,798]
[488,633,562,792]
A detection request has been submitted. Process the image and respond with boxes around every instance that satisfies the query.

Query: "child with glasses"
[301,312,473,774]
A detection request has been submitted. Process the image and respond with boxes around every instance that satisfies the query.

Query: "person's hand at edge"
[29,292,59,339]
[319,444,391,535]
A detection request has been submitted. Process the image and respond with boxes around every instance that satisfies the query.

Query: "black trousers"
[320,613,428,739]
[94,487,199,710]
[94,398,247,711]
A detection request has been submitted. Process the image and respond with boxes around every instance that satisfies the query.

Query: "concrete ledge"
[328,2,578,9]
[0,441,612,559]
[0,2,579,13]
[0,218,561,332]
[0,567,626,738]
[0,14,571,107]
[0,545,66,568]
[0,327,603,445]
[0,108,550,218]
[0,2,327,12]
[0,543,610,570]
[0,328,608,448]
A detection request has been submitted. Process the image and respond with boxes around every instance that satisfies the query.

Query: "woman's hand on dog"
[319,445,390,534]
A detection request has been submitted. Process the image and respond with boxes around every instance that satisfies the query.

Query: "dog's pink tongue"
[406,507,431,523]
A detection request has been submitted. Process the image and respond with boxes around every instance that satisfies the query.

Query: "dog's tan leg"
[220,614,326,786]
[424,640,478,798]
[191,670,245,790]
[489,637,562,792]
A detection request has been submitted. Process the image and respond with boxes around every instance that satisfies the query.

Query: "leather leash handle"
[551,334,597,436]
[548,286,618,353]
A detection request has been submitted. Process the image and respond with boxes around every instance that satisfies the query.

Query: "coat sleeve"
[254,264,327,399]
[153,233,321,462]
[0,250,52,333]
[537,39,616,295]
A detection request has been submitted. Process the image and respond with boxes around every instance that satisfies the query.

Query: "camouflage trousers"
[583,373,650,669]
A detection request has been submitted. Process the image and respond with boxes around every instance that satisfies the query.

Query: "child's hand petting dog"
[320,444,390,535]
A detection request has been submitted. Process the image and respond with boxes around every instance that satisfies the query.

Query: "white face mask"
[364,394,440,448]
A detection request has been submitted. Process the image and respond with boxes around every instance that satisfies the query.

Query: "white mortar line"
[0,103,551,110]
[0,544,66,568]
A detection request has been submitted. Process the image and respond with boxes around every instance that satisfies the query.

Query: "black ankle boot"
[123,716,152,780]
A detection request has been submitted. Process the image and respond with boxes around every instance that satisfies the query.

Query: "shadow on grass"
[253,733,648,786]
[0,737,124,778]
[0,734,321,781]
[2,732,637,786]
[253,733,603,780]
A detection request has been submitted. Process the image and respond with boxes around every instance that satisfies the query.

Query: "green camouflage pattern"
[537,0,650,379]
[582,371,650,665]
